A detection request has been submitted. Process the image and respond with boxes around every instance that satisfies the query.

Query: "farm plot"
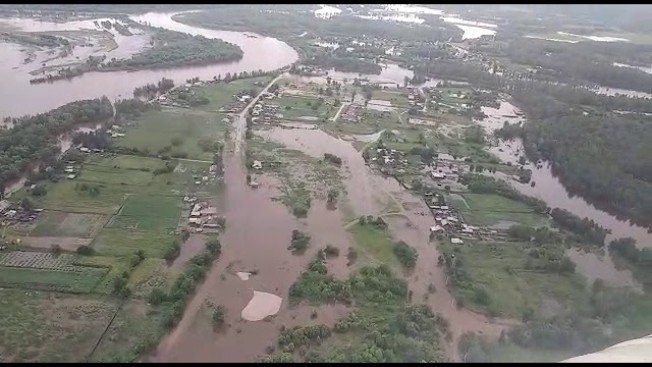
[0,265,107,293]
[30,211,107,238]
[39,180,128,214]
[371,89,411,108]
[107,195,181,231]
[0,289,117,362]
[276,95,336,121]
[91,227,176,258]
[0,251,76,270]
[193,75,272,112]
[455,193,550,228]
[116,108,225,160]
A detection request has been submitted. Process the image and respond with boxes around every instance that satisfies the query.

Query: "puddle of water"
[241,291,283,321]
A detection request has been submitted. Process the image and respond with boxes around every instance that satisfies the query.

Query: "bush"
[211,303,226,326]
[205,238,222,256]
[288,230,310,254]
[164,240,181,261]
[323,153,342,166]
[148,287,167,305]
[76,245,95,255]
[393,241,418,268]
[324,244,340,258]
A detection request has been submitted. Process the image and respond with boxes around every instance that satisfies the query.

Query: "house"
[201,207,218,216]
[451,238,464,244]
[252,160,263,170]
[67,174,76,179]
[430,225,444,233]
[79,147,91,153]
[431,171,446,180]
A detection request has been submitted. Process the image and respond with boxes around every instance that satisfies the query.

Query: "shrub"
[76,245,95,255]
[324,244,340,258]
[288,230,310,254]
[393,241,418,268]
[148,287,167,305]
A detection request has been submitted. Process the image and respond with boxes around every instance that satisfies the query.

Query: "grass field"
[348,222,399,268]
[0,265,108,293]
[439,240,588,318]
[31,212,108,238]
[91,228,175,258]
[108,195,181,231]
[451,193,550,228]
[0,289,117,362]
[90,299,166,362]
[194,76,272,112]
[116,108,224,160]
[276,95,336,121]
[371,89,411,107]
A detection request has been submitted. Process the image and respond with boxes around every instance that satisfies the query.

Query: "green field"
[108,195,181,231]
[73,255,131,294]
[91,228,175,258]
[276,95,336,121]
[31,212,107,238]
[0,289,117,362]
[348,222,399,268]
[193,76,273,112]
[0,266,108,293]
[116,108,224,160]
[371,89,411,107]
[449,193,550,228]
[439,240,587,318]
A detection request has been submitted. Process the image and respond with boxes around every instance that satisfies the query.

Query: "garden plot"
[106,195,181,231]
[30,211,107,238]
[0,251,108,293]
[276,95,336,121]
[454,193,550,228]
[0,251,76,270]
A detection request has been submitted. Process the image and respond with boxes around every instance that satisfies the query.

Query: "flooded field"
[475,100,650,288]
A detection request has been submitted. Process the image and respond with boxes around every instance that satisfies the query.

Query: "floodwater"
[150,85,355,362]
[0,11,298,119]
[255,124,511,359]
[476,100,650,287]
[613,62,652,75]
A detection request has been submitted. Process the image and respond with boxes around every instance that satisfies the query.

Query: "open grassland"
[116,108,225,160]
[439,240,588,319]
[348,222,400,269]
[0,289,117,362]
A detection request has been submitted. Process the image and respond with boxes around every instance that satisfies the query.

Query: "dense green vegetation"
[392,241,418,268]
[104,28,243,70]
[288,230,311,255]
[0,97,113,187]
[507,38,652,93]
[275,254,447,362]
